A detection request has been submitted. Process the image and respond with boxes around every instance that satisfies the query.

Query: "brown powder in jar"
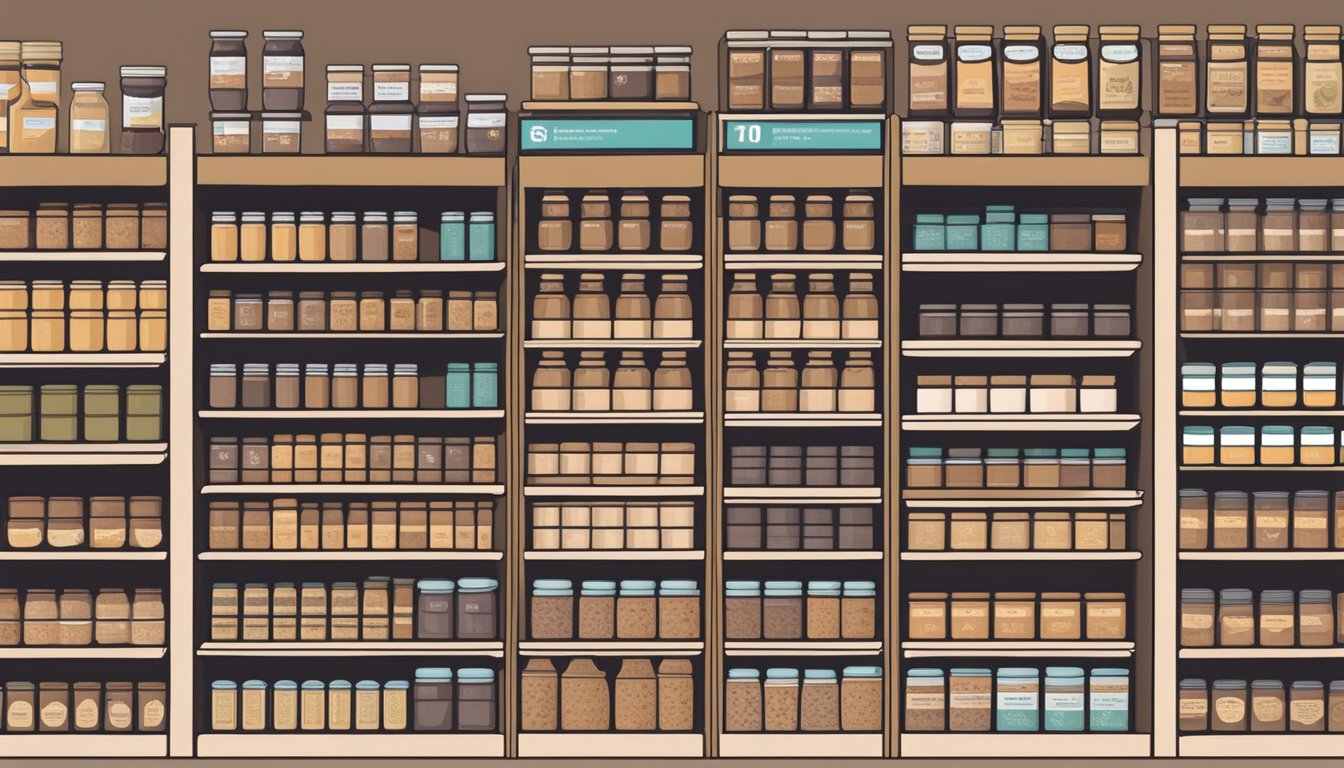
[104,205,140,250]
[1040,592,1082,639]
[950,592,990,639]
[560,658,610,731]
[614,658,657,731]
[841,585,876,640]
[764,674,799,731]
[726,672,762,731]
[949,671,991,731]
[1085,592,1128,640]
[658,591,701,639]
[521,658,558,731]
[658,659,695,731]
[841,672,883,731]
[800,675,840,731]
[807,586,841,640]
[908,592,948,639]
[530,587,574,640]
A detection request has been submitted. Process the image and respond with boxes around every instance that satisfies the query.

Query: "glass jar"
[1260,589,1296,647]
[262,30,304,110]
[417,64,459,154]
[325,65,365,153]
[118,66,166,154]
[1180,588,1215,646]
[369,65,412,153]
[1179,678,1209,732]
[1218,588,1254,646]
[209,31,248,111]
[464,94,506,155]
[68,82,110,153]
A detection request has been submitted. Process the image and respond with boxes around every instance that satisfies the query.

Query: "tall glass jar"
[68,82,110,153]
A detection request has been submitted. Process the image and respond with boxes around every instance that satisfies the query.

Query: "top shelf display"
[0,156,167,187]
[721,30,893,115]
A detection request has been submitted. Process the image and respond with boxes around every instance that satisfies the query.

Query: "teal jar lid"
[385,680,411,690]
[660,579,700,595]
[457,668,495,682]
[1090,668,1129,677]
[356,681,381,691]
[620,579,657,595]
[1181,363,1216,376]
[415,668,454,681]
[1261,425,1293,435]
[475,361,499,372]
[807,581,842,595]
[581,580,617,596]
[1060,448,1091,459]
[1024,448,1058,458]
[1094,448,1127,458]
[441,211,466,222]
[984,211,1016,224]
[242,680,266,690]
[447,362,471,372]
[725,580,761,591]
[907,668,943,678]
[1185,426,1215,436]
[275,680,298,691]
[728,668,760,680]
[212,680,238,690]
[766,668,799,680]
[908,447,943,458]
[457,577,498,592]
[984,205,1016,212]
[843,581,876,596]
[951,668,992,676]
[301,680,325,690]
[1222,362,1256,374]
[946,214,981,224]
[997,668,1039,678]
[764,580,803,596]
[1045,667,1085,678]
[915,213,945,223]
[1019,213,1049,224]
[533,579,573,594]
[1306,361,1337,374]
[987,448,1020,458]
[417,579,456,592]
[470,212,495,222]
[1302,426,1334,436]
[330,680,352,690]
[844,666,883,678]
[805,669,839,681]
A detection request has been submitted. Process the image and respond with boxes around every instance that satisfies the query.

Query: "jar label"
[912,45,945,61]
[124,96,163,128]
[374,82,410,101]
[1003,45,1040,62]
[1215,696,1245,723]
[958,45,992,62]
[1041,606,1076,618]
[997,692,1038,710]
[1054,44,1089,61]
[22,117,55,130]
[1182,613,1213,629]
[1261,614,1295,630]
[107,700,133,728]
[996,606,1030,618]
[1298,515,1329,529]
[1222,616,1253,631]
[1179,515,1205,528]
[0,84,12,99]
[214,121,249,135]
[370,115,412,131]
[951,606,986,617]
[328,82,363,101]
[40,701,67,727]
[210,56,246,88]
[909,607,944,618]
[326,115,363,130]
[421,81,458,98]
[1293,699,1325,725]
[467,113,506,128]
[1089,606,1123,618]
[8,700,32,728]
[1102,44,1140,63]
[30,81,58,95]
[949,692,990,709]
[420,116,459,129]
[74,699,99,728]
[906,691,945,710]
[1045,692,1083,711]
[1179,698,1208,716]
[264,56,305,84]
[1253,696,1284,722]
[264,121,301,134]
[1091,691,1129,711]
[1301,614,1327,627]
[72,119,107,133]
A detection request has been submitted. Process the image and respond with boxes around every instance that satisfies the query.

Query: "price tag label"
[520,118,694,152]
[724,119,884,152]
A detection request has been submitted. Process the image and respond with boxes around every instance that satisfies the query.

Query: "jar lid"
[457,577,498,592]
[532,578,572,592]
[420,64,459,72]
[1292,681,1324,690]
[906,668,943,679]
[659,579,699,595]
[950,668,992,676]
[415,667,453,681]
[373,64,411,72]
[384,680,410,690]
[1180,588,1214,603]
[301,680,325,690]
[1090,668,1129,677]
[416,579,456,592]
[274,680,298,690]
[121,66,166,78]
[804,669,838,681]
[765,668,799,680]
[807,581,842,595]
[327,64,363,73]
[262,112,303,120]
[441,211,466,222]
[764,580,803,595]
[1219,588,1252,603]
[212,212,237,221]
[471,212,495,221]
[356,680,381,690]
[241,680,266,689]
[263,30,304,38]
[1046,667,1085,679]
[457,668,494,682]
[843,581,877,596]
[727,668,760,680]
[1261,589,1296,604]
[843,666,883,678]
[996,668,1040,678]
[620,579,656,595]
[364,211,389,221]
[212,680,238,690]
[329,680,352,690]
[211,30,248,38]
[1300,589,1333,603]
[1251,679,1284,690]
[1179,678,1208,690]
[71,82,106,92]
[581,580,617,595]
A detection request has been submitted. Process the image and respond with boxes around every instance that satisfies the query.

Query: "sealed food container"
[799,669,839,732]
[948,668,991,732]
[413,668,453,731]
[455,577,497,639]
[996,668,1039,732]
[1044,667,1085,732]
[763,580,803,640]
[905,668,944,731]
[841,580,876,639]
[1181,588,1215,646]
[658,579,700,639]
[763,668,799,732]
[530,579,573,640]
[725,668,762,732]
[578,580,615,640]
[617,579,656,639]
[840,666,883,731]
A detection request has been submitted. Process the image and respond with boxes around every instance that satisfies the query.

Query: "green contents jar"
[981,205,1016,252]
[439,212,466,261]
[1044,666,1085,731]
[1088,669,1131,731]
[996,667,1040,731]
[468,212,496,261]
[913,213,945,251]
[1017,213,1050,250]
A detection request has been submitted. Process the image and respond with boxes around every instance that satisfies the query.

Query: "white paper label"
[327,82,363,101]
[370,114,412,131]
[264,121,301,134]
[998,692,1038,710]
[326,115,363,130]
[123,95,163,128]
[1004,45,1040,62]
[1311,134,1341,154]
[1091,692,1129,711]
[419,115,459,128]
[1054,44,1089,61]
[0,83,13,99]
[958,44,993,62]
[29,81,57,95]
[213,121,249,135]
[72,119,107,132]
[467,112,505,128]
[374,82,410,101]
[22,117,55,130]
[420,81,457,97]
[912,44,945,61]
[1102,44,1140,62]
[265,56,303,74]
[211,57,246,76]
[1046,692,1084,710]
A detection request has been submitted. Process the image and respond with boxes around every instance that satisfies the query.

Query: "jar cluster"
[206,288,499,334]
[528,46,692,102]
[531,501,695,551]
[536,191,694,253]
[208,361,498,411]
[724,580,877,641]
[0,279,166,353]
[1181,588,1344,648]
[5,495,162,551]
[1181,424,1344,466]
[917,302,1133,339]
[902,119,1141,156]
[726,272,880,341]
[1179,678,1343,733]
[520,658,694,734]
[1181,361,1339,409]
[210,670,497,733]
[725,506,875,551]
[1180,262,1344,333]
[904,667,1130,733]
[209,577,499,642]
[0,681,165,733]
[1179,489,1344,551]
[914,372,1119,414]
[905,446,1128,489]
[725,30,892,112]
[207,433,499,485]
[907,591,1127,641]
[729,444,877,487]
[724,666,883,733]
[209,210,496,264]
[726,193,877,253]
[206,499,494,552]
[531,273,693,340]
[0,587,164,647]
[0,203,166,251]
[0,383,162,443]
[529,579,700,640]
[530,350,692,413]
[906,510,1128,552]
[1182,197,1344,253]
[725,350,876,414]
[525,441,695,486]
[1180,120,1344,156]
[912,206,1128,252]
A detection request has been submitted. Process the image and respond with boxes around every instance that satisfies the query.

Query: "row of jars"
[1182,198,1344,253]
[724,666,883,734]
[917,302,1132,339]
[0,280,165,353]
[207,499,494,553]
[530,351,693,413]
[0,383,162,443]
[1181,361,1339,408]
[905,447,1127,490]
[0,588,163,647]
[726,193,877,253]
[728,444,877,488]
[724,580,877,641]
[726,350,876,413]
[727,272,879,340]
[1180,588,1344,647]
[210,578,498,642]
[903,667,1130,734]
[208,362,497,411]
[526,441,695,486]
[529,45,692,102]
[537,191,694,253]
[531,501,695,552]
[724,505,876,552]
[725,31,891,113]
[0,204,166,251]
[1179,262,1344,333]
[529,579,700,640]
[907,591,1127,641]
[1179,678,1344,733]
[915,373,1119,414]
[1182,425,1344,466]
[207,434,498,485]
[206,289,499,334]
[0,680,164,733]
[1179,489,1344,551]
[531,273,692,340]
[906,510,1128,553]
[210,210,496,263]
[5,495,162,551]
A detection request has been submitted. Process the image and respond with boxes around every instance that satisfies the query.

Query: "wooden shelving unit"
[197,733,505,758]
[901,733,1151,758]
[900,252,1143,272]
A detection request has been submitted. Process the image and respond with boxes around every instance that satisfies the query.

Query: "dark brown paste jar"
[119,67,166,155]
[208,31,248,111]
[262,31,305,111]
[464,95,507,155]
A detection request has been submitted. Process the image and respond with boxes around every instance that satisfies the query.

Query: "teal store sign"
[723,120,884,152]
[520,118,695,151]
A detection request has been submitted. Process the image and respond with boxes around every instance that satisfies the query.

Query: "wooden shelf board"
[0,551,166,561]
[719,154,883,188]
[724,641,883,656]
[196,155,507,187]
[523,101,700,112]
[1180,156,1344,187]
[901,414,1140,432]
[724,253,884,271]
[200,551,502,561]
[0,647,165,659]
[903,641,1135,659]
[525,550,704,561]
[725,551,883,561]
[518,732,703,758]
[1179,648,1344,659]
[902,339,1140,358]
[518,641,704,656]
[1180,410,1344,416]
[1181,333,1344,339]
[199,409,505,420]
[201,262,505,273]
[902,732,1150,758]
[902,252,1141,272]
[725,487,882,503]
[1180,466,1344,472]
[519,154,704,189]
[1182,254,1344,262]
[524,486,704,498]
[201,484,505,496]
[524,338,701,349]
[724,338,881,350]
[0,156,166,187]
[719,733,882,758]
[903,155,1150,187]
[902,489,1142,506]
[198,641,504,657]
[197,733,504,758]
[0,734,167,757]
[0,353,165,368]
[201,332,504,341]
[726,413,882,428]
[902,551,1141,562]
[0,251,165,262]
[525,411,704,425]
[0,443,166,466]
[1179,734,1344,757]
[524,253,703,270]
[1180,551,1344,561]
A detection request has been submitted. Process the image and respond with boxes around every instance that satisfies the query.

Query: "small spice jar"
[725,580,762,640]
[1180,588,1216,646]
[1180,678,1209,732]
[464,94,507,155]
[1218,589,1255,646]
[1300,589,1335,647]
[763,580,803,640]
[1251,680,1286,732]
[1260,589,1297,647]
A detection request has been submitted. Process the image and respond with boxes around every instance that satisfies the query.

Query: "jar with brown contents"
[1181,588,1215,647]
[762,581,803,640]
[764,668,799,732]
[1260,589,1297,647]
[949,668,991,731]
[905,668,945,732]
[725,669,762,732]
[1218,589,1254,647]
[725,580,762,640]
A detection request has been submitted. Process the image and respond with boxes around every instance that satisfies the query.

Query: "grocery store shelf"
[0,734,167,758]
[719,733,883,758]
[197,733,504,758]
[0,155,166,186]
[725,413,883,428]
[901,252,1141,272]
[719,154,883,188]
[1180,551,1344,561]
[524,253,703,270]
[0,353,165,368]
[902,733,1150,758]
[724,641,883,656]
[0,443,167,465]
[0,251,165,262]
[1179,466,1344,472]
[0,647,166,659]
[902,489,1143,508]
[196,155,507,187]
[524,485,703,498]
[201,261,506,273]
[201,332,504,341]
[902,551,1141,562]
[902,339,1140,358]
[200,550,503,561]
[0,550,166,561]
[525,411,704,425]
[902,413,1140,431]
[724,252,885,270]
[518,641,704,656]
[524,338,701,349]
[903,155,1150,187]
[724,338,882,350]
[201,484,505,496]
[199,409,505,420]
[1179,734,1344,757]
[1179,647,1344,659]
[525,550,704,561]
[1179,410,1344,417]
[1180,155,1344,187]
[725,487,882,504]
[903,641,1135,658]
[197,641,504,657]
[519,732,703,758]
[725,550,883,561]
